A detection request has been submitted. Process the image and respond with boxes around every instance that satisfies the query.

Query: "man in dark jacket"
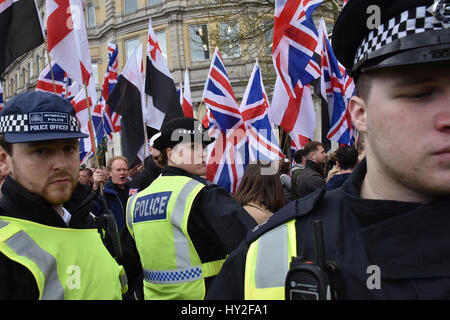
[0,91,126,299]
[207,0,450,300]
[93,156,130,233]
[295,141,327,198]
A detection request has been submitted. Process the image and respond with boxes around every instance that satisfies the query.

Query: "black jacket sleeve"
[188,184,257,260]
[205,240,249,300]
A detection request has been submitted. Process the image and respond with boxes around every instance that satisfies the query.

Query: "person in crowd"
[92,156,130,233]
[127,160,143,183]
[0,91,126,299]
[326,145,358,191]
[206,0,450,300]
[279,159,293,203]
[128,132,164,196]
[290,149,307,199]
[120,117,256,300]
[78,167,93,188]
[294,141,327,198]
[234,161,286,225]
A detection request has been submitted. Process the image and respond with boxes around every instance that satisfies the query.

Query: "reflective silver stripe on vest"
[126,193,138,236]
[0,219,65,299]
[255,224,289,289]
[143,266,202,284]
[171,178,203,269]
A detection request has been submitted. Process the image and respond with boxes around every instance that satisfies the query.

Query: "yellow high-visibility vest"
[126,175,225,300]
[0,216,127,299]
[244,219,297,300]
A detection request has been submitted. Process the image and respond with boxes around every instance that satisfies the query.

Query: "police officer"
[206,0,450,300]
[121,117,257,300]
[0,91,127,299]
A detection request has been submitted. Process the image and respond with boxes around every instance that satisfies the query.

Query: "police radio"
[94,197,123,260]
[285,220,337,300]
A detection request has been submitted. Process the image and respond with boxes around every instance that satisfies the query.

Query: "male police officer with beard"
[121,117,256,300]
[0,91,127,299]
[207,0,450,300]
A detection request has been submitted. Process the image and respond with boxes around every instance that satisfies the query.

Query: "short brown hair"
[234,162,285,213]
[107,156,128,171]
[303,141,324,157]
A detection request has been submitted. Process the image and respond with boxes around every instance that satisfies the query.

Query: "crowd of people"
[0,0,449,301]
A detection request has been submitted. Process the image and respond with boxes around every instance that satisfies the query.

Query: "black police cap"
[152,117,214,150]
[332,0,450,76]
[0,91,88,143]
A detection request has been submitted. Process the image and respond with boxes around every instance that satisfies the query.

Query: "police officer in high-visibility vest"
[207,0,450,300]
[122,117,257,300]
[0,91,127,299]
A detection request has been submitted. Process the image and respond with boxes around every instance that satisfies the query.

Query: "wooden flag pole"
[45,51,58,94]
[197,99,204,121]
[83,81,107,197]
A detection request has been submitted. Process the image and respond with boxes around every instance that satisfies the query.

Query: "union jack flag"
[272,0,323,99]
[203,48,248,193]
[36,61,75,98]
[100,42,121,140]
[240,60,284,162]
[318,18,355,145]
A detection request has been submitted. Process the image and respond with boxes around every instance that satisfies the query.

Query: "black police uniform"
[206,0,450,300]
[206,159,450,299]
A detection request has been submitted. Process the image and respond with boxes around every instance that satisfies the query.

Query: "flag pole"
[45,51,58,94]
[83,81,106,196]
[197,99,204,121]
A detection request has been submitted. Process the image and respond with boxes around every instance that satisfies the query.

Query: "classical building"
[1,0,340,162]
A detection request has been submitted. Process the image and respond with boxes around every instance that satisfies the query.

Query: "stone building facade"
[1,0,340,161]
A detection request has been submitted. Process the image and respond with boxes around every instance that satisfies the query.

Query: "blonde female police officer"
[207,0,450,300]
[122,117,256,300]
[0,91,127,299]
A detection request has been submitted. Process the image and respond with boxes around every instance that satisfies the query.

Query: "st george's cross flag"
[182,69,194,118]
[46,0,96,102]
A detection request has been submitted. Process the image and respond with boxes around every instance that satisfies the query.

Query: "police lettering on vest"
[133,192,172,223]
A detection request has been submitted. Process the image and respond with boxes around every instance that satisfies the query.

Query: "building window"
[36,55,41,74]
[125,37,141,62]
[148,0,162,5]
[263,20,273,55]
[189,24,210,62]
[86,4,96,28]
[219,22,241,59]
[155,30,167,60]
[92,63,99,85]
[124,0,137,13]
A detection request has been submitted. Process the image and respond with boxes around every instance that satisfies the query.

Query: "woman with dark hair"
[234,162,286,225]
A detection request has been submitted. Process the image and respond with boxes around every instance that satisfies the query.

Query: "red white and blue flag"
[99,42,121,140]
[46,0,96,102]
[272,0,323,99]
[182,69,194,118]
[203,48,248,194]
[36,61,78,98]
[240,60,284,162]
[71,81,97,164]
[318,18,355,145]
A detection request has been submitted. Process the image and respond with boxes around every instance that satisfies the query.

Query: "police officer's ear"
[0,146,11,176]
[348,95,368,134]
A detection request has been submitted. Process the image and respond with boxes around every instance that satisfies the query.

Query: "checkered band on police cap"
[0,112,81,134]
[354,5,445,67]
